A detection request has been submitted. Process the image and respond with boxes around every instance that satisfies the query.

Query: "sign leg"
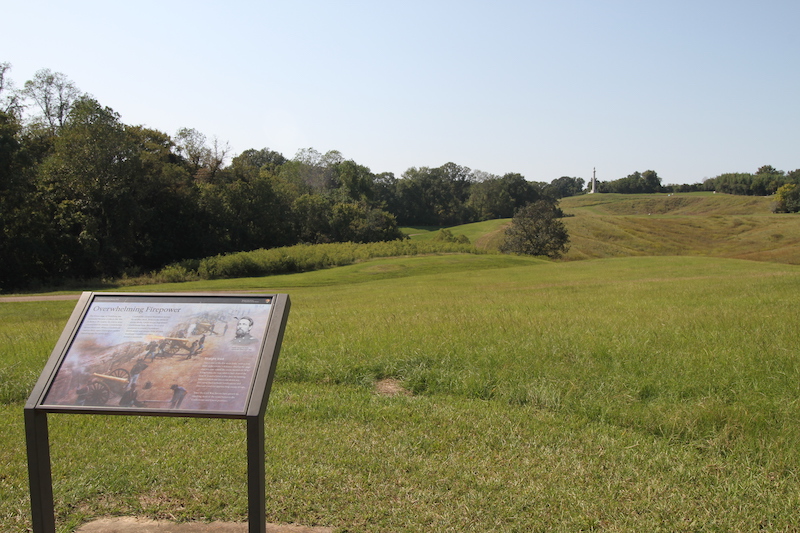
[25,408,56,533]
[247,415,266,533]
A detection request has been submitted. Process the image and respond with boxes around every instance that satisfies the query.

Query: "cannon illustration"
[82,369,130,405]
[150,335,198,356]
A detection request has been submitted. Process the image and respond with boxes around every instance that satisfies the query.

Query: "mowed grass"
[2,254,800,531]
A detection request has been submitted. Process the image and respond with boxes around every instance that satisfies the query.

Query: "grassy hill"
[436,192,800,264]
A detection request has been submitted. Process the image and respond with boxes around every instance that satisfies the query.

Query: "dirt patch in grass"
[76,517,333,533]
[374,378,412,397]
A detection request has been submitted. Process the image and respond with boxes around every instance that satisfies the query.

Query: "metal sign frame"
[24,292,291,533]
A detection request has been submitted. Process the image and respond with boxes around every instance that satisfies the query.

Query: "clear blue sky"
[3,0,798,184]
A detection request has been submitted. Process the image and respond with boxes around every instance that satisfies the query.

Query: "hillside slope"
[467,192,800,264]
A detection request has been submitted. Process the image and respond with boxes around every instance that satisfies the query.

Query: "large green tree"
[35,98,206,279]
[500,199,570,258]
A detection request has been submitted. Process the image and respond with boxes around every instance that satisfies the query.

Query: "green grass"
[3,254,800,531]
[402,220,508,245]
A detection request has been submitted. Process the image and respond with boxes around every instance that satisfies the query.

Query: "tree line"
[3,64,796,290]
[597,166,800,197]
[0,65,584,290]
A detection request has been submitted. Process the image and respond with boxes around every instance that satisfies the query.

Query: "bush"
[432,228,470,244]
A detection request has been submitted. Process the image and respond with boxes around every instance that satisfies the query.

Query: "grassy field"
[3,254,800,531]
[3,192,800,531]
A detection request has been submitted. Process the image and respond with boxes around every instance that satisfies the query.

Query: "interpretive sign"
[35,293,284,416]
[25,292,290,533]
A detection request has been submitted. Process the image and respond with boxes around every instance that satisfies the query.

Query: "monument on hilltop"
[589,167,597,194]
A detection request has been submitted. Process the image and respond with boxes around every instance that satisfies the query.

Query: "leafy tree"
[34,98,207,279]
[753,165,786,195]
[0,62,24,118]
[228,148,286,180]
[545,176,585,198]
[328,201,403,243]
[773,183,800,213]
[599,170,663,194]
[174,127,230,183]
[371,171,400,213]
[202,173,295,252]
[704,167,793,196]
[278,148,342,193]
[500,199,570,258]
[23,68,82,134]
[467,172,540,220]
[0,110,48,289]
[396,163,474,225]
[332,159,376,204]
[125,125,208,268]
[291,193,333,243]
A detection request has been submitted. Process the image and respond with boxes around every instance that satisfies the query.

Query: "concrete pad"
[75,517,333,533]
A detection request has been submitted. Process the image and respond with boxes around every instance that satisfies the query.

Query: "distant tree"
[332,159,376,203]
[229,148,286,180]
[174,128,229,183]
[467,172,539,220]
[371,171,400,213]
[753,165,786,195]
[545,176,585,198]
[500,199,570,258]
[773,183,800,213]
[329,201,404,243]
[291,193,333,243]
[279,148,341,193]
[641,170,662,192]
[704,166,794,196]
[201,173,295,251]
[599,170,663,194]
[23,68,82,134]
[396,163,474,225]
[0,62,24,118]
[666,182,704,193]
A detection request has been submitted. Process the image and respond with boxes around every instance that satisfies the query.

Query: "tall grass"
[133,240,483,285]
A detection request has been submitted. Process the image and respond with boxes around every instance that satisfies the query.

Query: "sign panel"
[36,293,285,417]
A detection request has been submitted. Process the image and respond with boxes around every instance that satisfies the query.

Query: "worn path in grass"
[0,294,80,301]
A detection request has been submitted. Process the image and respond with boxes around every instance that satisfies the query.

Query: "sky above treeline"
[3,1,798,185]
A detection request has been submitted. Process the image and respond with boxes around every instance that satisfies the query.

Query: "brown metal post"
[24,408,56,533]
[247,415,266,533]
